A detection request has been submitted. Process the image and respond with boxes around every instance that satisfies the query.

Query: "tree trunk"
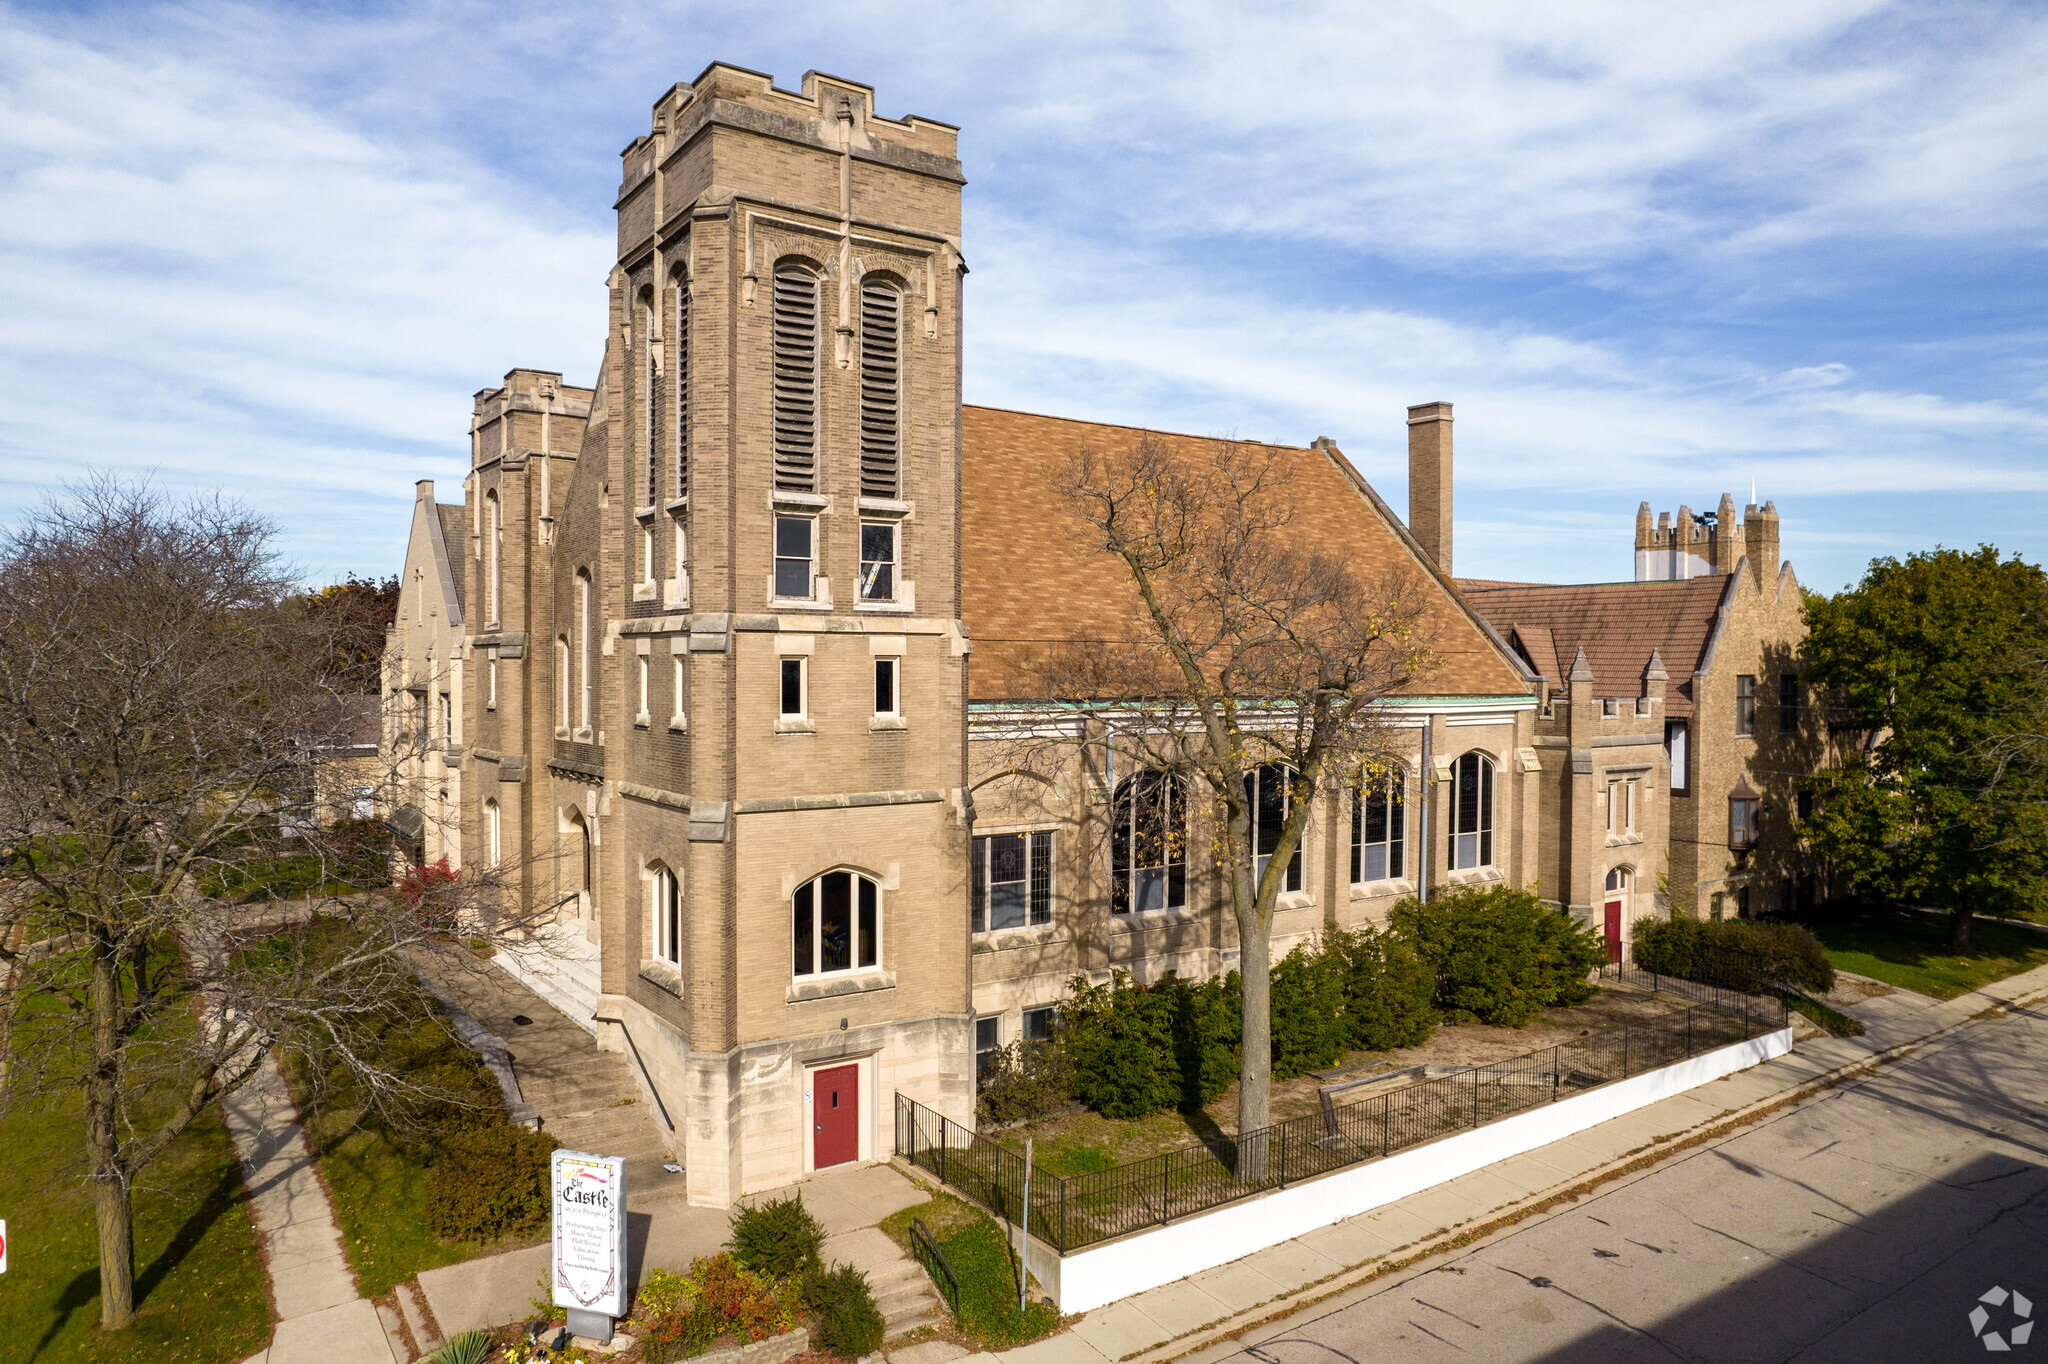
[87,939,135,1329]
[1236,908,1272,1179]
[1948,905,1974,953]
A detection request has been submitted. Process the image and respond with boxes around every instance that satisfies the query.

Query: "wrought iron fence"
[897,991,1786,1253]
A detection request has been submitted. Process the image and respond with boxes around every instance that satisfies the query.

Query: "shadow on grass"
[29,1164,246,1362]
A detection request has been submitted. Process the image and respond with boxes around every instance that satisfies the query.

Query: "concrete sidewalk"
[931,960,2048,1364]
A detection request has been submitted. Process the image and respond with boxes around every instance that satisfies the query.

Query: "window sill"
[1444,865,1506,887]
[634,712,651,729]
[787,969,894,1004]
[775,717,816,734]
[870,715,907,732]
[664,577,689,610]
[555,726,571,740]
[770,597,834,613]
[668,714,687,732]
[1110,905,1199,933]
[638,959,683,998]
[1350,878,1415,901]
[573,728,594,744]
[771,490,831,511]
[1604,834,1646,848]
[858,496,912,515]
[633,581,658,602]
[973,923,1060,952]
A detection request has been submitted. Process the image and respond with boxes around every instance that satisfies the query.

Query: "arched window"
[555,637,570,730]
[1353,771,1405,884]
[1112,769,1186,914]
[575,570,592,732]
[1245,764,1303,894]
[792,869,879,976]
[858,277,901,498]
[771,260,819,492]
[1450,752,1495,870]
[671,268,690,503]
[651,864,681,966]
[485,491,502,627]
[484,798,501,866]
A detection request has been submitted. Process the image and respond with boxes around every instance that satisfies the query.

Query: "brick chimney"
[1407,401,1453,575]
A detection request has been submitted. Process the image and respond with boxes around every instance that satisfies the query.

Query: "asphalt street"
[1220,1000,2048,1363]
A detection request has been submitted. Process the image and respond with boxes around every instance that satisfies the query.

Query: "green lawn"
[880,1191,1059,1349]
[1810,909,2048,999]
[311,1123,480,1298]
[0,994,270,1363]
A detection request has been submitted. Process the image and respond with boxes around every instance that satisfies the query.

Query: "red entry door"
[1604,900,1623,963]
[813,1064,859,1169]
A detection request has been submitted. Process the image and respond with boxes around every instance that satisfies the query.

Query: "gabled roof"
[961,406,1535,704]
[435,504,467,619]
[1455,575,1735,717]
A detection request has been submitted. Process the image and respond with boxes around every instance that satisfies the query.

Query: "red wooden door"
[1603,900,1623,964]
[813,1064,859,1169]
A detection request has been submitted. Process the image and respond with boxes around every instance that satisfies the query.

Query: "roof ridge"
[962,403,1314,453]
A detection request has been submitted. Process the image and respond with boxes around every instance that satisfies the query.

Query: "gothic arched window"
[792,869,880,976]
[1112,769,1186,914]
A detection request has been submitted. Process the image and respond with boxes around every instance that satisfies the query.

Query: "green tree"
[1802,547,2048,950]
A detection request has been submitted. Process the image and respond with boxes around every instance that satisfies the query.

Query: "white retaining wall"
[1051,1026,1794,1313]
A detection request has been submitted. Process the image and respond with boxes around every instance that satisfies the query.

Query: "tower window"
[1736,674,1756,736]
[774,516,814,599]
[1779,672,1799,735]
[771,261,819,493]
[792,869,880,977]
[780,657,806,719]
[859,279,901,498]
[672,272,690,502]
[859,521,897,602]
[652,865,680,967]
[873,657,898,717]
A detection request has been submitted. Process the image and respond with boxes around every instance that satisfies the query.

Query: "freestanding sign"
[552,1150,628,1342]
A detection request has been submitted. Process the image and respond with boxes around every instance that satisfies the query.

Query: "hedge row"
[982,884,1610,1124]
[1632,915,1835,995]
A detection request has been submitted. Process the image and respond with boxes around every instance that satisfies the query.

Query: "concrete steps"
[820,1226,944,1340]
[492,923,602,1034]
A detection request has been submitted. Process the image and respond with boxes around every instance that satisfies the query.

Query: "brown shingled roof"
[962,406,1533,704]
[1455,576,1733,716]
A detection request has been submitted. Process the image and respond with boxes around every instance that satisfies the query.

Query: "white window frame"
[670,654,686,730]
[484,798,501,866]
[1352,773,1405,885]
[576,572,592,733]
[971,828,1055,934]
[1022,1005,1056,1045]
[636,656,650,727]
[556,637,571,732]
[1450,752,1496,871]
[873,655,899,719]
[652,865,681,967]
[486,491,502,627]
[780,656,808,722]
[791,868,882,978]
[774,514,816,601]
[859,520,898,603]
[487,657,498,711]
[639,515,657,587]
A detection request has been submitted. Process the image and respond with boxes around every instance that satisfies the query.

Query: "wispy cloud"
[0,0,2041,591]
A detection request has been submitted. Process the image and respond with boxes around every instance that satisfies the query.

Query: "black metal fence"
[897,991,1786,1253]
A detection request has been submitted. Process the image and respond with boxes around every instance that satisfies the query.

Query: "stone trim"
[786,970,896,1004]
[734,788,944,814]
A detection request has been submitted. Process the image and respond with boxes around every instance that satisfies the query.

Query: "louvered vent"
[674,283,689,501]
[859,281,902,499]
[771,263,818,492]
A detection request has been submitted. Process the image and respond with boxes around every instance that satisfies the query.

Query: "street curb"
[1116,977,2048,1364]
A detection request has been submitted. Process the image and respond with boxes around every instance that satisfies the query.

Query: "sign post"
[552,1150,628,1344]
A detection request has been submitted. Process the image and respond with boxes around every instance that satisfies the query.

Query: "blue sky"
[2,1,2043,593]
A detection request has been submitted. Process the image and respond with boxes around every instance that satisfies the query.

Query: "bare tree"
[0,478,542,1329]
[1026,435,1437,1148]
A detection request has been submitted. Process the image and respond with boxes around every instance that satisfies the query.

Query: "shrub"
[1634,916,1835,994]
[422,1122,558,1242]
[1391,884,1609,1026]
[1161,971,1239,1104]
[1329,924,1437,1051]
[727,1192,824,1278]
[638,1254,800,1364]
[1269,943,1347,1079]
[1058,972,1181,1118]
[428,1331,493,1364]
[804,1262,886,1357]
[976,1039,1076,1126]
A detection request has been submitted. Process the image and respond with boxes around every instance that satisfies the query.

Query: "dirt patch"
[1820,971,1903,1008]
[1005,985,1697,1169]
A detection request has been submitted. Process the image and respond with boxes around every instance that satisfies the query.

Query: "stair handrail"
[591,1013,676,1134]
[909,1217,961,1319]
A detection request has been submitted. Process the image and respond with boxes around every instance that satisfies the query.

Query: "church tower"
[527,65,973,1204]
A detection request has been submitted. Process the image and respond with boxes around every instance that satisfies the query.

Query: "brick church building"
[381,62,1817,1206]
